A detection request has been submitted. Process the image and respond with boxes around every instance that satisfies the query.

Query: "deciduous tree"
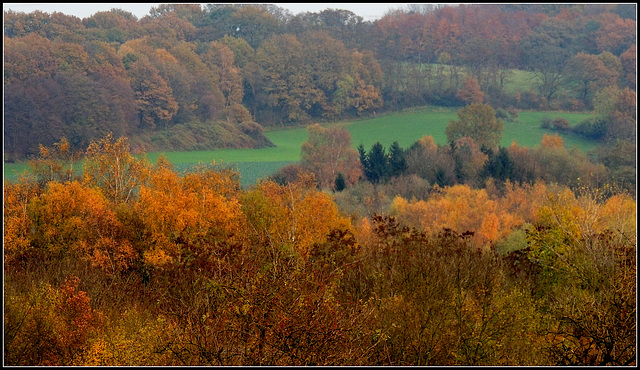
[300,124,362,189]
[457,75,484,105]
[446,104,503,150]
[242,173,351,259]
[83,133,150,204]
[618,45,636,89]
[564,52,619,107]
[595,12,636,55]
[126,58,178,129]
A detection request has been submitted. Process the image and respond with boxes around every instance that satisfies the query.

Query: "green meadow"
[3,107,598,186]
[504,111,598,151]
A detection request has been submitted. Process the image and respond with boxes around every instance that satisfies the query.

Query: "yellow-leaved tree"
[27,180,136,273]
[242,172,351,260]
[83,133,150,204]
[526,185,636,365]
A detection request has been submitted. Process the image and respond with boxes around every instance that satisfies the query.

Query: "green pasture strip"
[232,161,295,188]
[396,62,539,95]
[337,107,597,153]
[394,63,579,101]
[2,159,294,189]
[172,161,295,188]
[502,69,538,95]
[502,69,574,98]
[3,162,30,182]
[508,111,598,152]
[146,127,307,165]
[341,106,454,149]
[2,108,600,185]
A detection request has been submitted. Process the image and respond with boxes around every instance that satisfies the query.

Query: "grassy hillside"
[345,107,597,151]
[505,111,597,151]
[3,107,599,186]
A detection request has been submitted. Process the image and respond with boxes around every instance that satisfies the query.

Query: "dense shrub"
[552,117,571,131]
[573,117,608,140]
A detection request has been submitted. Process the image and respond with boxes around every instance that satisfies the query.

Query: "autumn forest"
[3,3,637,366]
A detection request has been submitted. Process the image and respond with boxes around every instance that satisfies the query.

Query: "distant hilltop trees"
[4,4,636,158]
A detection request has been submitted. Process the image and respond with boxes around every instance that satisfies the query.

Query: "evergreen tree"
[435,167,451,187]
[482,146,514,182]
[364,141,389,183]
[334,172,346,192]
[388,141,407,177]
[357,144,368,179]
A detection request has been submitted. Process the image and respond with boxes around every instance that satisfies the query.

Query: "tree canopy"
[445,103,503,150]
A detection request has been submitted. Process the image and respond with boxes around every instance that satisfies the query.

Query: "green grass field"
[147,107,597,164]
[3,107,599,186]
[344,107,597,152]
[505,111,598,151]
[171,161,296,188]
[3,162,30,182]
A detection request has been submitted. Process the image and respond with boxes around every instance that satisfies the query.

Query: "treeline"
[4,4,636,159]
[4,134,636,365]
[375,4,635,109]
[3,4,383,160]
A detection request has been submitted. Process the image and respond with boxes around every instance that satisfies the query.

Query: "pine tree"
[388,141,407,178]
[334,173,346,192]
[364,142,388,183]
[482,146,514,182]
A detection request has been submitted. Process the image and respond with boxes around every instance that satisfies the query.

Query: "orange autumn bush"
[390,181,549,247]
[26,180,136,273]
[135,157,245,268]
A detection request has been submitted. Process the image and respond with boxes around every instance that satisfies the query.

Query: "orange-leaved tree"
[27,180,136,273]
[3,177,41,264]
[390,182,548,247]
[457,75,484,105]
[135,157,244,269]
[4,275,104,366]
